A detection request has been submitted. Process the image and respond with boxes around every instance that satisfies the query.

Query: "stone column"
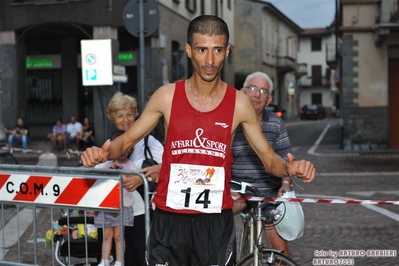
[0,31,26,130]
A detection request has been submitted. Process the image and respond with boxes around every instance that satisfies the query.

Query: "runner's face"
[185,33,230,82]
[114,109,135,132]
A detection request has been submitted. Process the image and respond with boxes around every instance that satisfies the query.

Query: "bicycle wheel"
[5,153,19,164]
[236,249,298,266]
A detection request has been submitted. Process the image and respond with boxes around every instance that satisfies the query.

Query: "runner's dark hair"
[187,15,229,46]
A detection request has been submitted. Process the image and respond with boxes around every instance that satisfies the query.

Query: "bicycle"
[0,146,19,164]
[231,180,298,266]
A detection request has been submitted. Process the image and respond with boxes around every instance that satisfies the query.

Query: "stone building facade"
[340,0,399,149]
[233,0,304,120]
[0,0,234,143]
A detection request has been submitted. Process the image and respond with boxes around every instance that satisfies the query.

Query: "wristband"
[282,180,292,187]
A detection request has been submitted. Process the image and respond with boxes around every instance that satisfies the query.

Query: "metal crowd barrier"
[0,164,150,266]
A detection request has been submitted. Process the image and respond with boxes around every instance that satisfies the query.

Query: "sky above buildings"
[265,0,336,29]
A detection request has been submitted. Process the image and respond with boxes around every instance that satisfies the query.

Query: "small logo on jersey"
[215,122,229,128]
[196,167,216,184]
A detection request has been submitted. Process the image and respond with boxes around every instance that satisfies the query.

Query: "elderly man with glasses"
[231,71,297,258]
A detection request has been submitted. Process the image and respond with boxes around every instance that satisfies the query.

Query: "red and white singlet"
[152,80,237,214]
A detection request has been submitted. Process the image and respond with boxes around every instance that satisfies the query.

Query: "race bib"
[166,163,225,213]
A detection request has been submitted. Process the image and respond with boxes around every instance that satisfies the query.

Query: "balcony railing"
[276,56,296,73]
[296,63,307,78]
[326,42,340,69]
[299,76,330,87]
[375,0,399,23]
[373,0,399,45]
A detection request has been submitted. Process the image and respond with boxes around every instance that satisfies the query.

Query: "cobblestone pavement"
[285,119,399,265]
[290,174,399,266]
[1,119,399,265]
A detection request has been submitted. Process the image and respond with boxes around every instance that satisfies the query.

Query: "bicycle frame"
[238,208,256,260]
[253,199,263,264]
[233,180,298,266]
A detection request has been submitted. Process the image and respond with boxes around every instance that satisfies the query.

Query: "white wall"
[297,31,338,110]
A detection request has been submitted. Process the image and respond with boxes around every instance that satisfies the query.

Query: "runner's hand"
[81,141,111,168]
[286,153,316,183]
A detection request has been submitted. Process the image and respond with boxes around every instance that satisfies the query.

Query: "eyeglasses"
[245,85,269,97]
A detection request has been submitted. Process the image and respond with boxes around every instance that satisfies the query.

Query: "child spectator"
[94,130,135,266]
[71,210,97,240]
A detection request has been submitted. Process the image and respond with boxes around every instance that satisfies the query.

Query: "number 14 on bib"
[166,163,225,213]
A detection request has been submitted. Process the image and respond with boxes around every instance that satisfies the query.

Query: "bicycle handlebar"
[231,179,282,212]
[230,180,260,197]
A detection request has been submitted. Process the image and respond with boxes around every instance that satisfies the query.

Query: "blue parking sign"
[86,69,97,81]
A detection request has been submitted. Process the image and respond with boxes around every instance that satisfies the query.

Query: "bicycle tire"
[5,153,19,164]
[236,249,298,266]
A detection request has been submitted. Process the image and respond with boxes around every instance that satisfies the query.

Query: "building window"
[287,38,297,59]
[311,93,322,104]
[172,41,185,81]
[312,65,322,86]
[311,37,322,51]
[213,0,218,16]
[227,0,231,10]
[265,27,269,54]
[228,46,233,64]
[173,0,180,3]
[27,70,63,125]
[186,0,196,13]
[271,32,275,56]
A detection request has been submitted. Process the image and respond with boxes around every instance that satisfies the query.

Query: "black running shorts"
[147,208,234,266]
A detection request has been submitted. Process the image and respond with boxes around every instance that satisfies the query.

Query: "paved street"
[1,118,399,265]
[286,119,399,265]
[291,173,399,265]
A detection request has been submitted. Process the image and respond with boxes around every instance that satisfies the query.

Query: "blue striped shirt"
[231,109,293,197]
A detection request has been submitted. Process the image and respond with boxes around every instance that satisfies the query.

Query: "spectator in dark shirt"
[78,117,95,150]
[4,117,30,151]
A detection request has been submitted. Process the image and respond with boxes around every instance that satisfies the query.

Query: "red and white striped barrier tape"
[1,146,45,154]
[233,196,399,205]
[0,173,121,209]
